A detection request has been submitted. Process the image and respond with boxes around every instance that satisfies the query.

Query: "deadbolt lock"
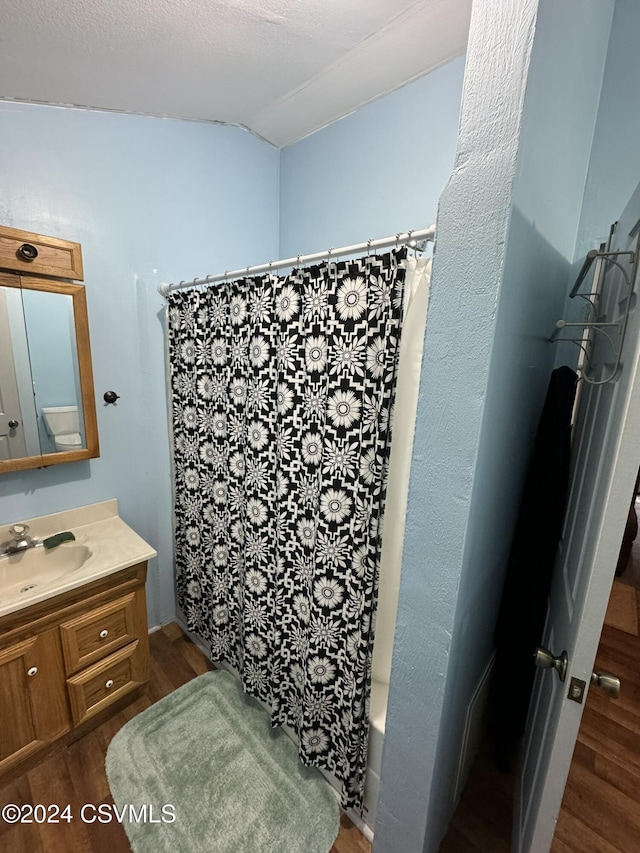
[568,677,586,703]
[568,670,621,704]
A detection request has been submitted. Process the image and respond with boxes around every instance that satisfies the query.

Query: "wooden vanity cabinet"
[0,562,149,783]
[0,628,69,776]
[0,224,83,280]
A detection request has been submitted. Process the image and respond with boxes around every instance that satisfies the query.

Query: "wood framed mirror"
[0,272,99,472]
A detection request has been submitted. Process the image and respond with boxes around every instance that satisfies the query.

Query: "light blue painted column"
[374,3,541,847]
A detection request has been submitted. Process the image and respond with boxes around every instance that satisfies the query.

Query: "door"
[0,630,71,775]
[514,183,640,852]
[0,285,28,459]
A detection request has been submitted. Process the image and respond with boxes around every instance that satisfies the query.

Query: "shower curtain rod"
[157,225,436,297]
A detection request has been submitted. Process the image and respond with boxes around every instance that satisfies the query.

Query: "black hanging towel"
[489,365,578,770]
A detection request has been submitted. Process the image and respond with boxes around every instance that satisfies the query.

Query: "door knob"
[591,670,621,698]
[8,419,19,429]
[534,646,569,682]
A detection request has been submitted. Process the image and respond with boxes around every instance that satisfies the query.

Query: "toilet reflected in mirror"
[41,406,83,453]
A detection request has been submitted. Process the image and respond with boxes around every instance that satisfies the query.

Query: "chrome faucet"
[0,524,41,557]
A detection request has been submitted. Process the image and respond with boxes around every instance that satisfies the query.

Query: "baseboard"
[173,617,212,659]
[453,651,496,804]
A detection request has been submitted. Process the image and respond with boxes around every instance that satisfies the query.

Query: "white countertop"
[0,499,157,618]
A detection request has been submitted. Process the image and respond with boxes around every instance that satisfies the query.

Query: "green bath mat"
[105,670,340,853]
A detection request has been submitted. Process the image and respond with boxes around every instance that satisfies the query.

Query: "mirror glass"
[0,274,99,472]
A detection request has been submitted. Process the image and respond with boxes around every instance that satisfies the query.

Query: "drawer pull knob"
[105,679,114,689]
[27,666,38,677]
[18,243,39,261]
[99,629,109,639]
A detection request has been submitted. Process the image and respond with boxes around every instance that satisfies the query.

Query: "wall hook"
[550,241,637,385]
[103,391,120,404]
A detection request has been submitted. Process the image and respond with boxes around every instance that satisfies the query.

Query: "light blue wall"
[553,0,640,372]
[279,56,465,256]
[575,0,640,259]
[0,103,279,627]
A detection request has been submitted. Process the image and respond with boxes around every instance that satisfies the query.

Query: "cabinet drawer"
[60,592,138,675]
[0,225,83,280]
[67,640,147,725]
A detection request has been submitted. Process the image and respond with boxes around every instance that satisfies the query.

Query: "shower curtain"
[167,248,408,808]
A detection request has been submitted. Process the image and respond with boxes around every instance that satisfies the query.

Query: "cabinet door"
[0,630,71,774]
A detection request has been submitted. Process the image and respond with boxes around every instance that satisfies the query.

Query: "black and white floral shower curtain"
[167,249,407,808]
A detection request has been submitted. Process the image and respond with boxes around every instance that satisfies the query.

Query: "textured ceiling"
[0,0,471,147]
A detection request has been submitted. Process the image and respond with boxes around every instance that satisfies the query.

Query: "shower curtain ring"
[395,233,401,248]
[367,239,372,257]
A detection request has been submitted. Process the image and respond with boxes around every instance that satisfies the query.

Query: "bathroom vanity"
[0,500,156,784]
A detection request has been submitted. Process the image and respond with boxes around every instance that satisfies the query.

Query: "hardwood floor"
[0,623,370,853]
[439,741,513,852]
[8,609,634,853]
[440,584,640,852]
[551,608,640,853]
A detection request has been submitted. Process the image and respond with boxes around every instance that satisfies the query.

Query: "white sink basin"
[0,500,157,619]
[0,544,92,602]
